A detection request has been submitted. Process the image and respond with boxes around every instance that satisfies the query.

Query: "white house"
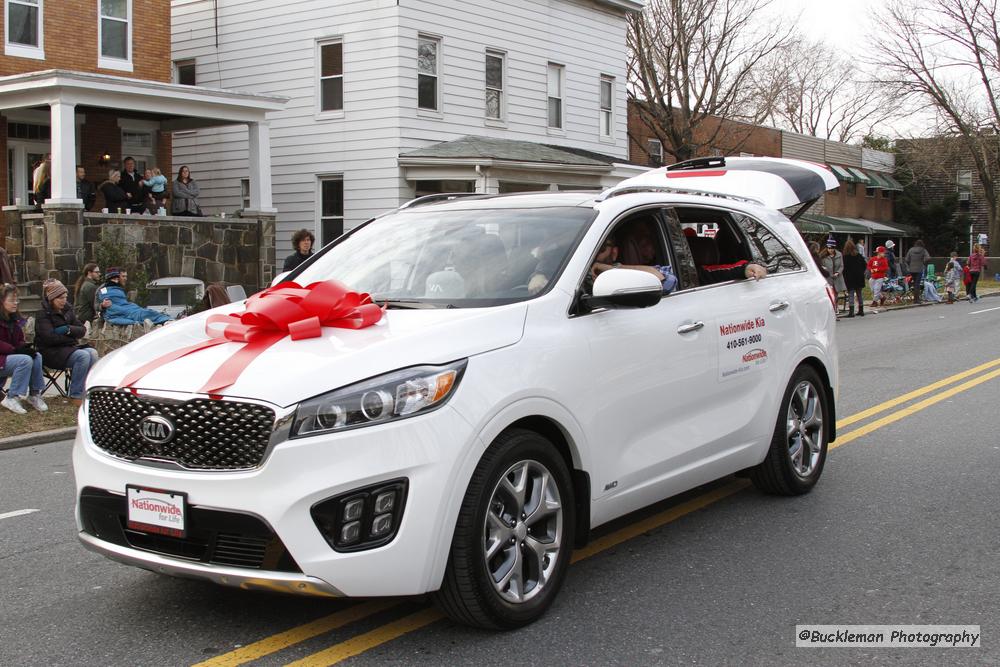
[171,0,644,253]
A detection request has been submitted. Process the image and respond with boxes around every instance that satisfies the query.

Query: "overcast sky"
[774,0,876,57]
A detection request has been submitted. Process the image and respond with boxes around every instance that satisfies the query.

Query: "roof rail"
[397,192,485,211]
[595,184,763,205]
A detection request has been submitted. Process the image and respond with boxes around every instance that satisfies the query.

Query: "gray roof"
[399,135,619,167]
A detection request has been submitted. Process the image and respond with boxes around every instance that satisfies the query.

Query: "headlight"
[290,359,468,438]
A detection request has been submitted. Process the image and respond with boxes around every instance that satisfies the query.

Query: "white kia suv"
[74,157,838,629]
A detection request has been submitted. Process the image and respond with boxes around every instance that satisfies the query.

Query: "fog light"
[373,491,394,514]
[343,497,364,522]
[310,479,408,552]
[371,513,392,537]
[340,521,361,544]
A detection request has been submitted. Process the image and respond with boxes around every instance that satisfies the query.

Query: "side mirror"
[270,271,291,287]
[586,268,663,309]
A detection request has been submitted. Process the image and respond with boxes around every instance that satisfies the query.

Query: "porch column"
[246,121,275,212]
[47,100,82,206]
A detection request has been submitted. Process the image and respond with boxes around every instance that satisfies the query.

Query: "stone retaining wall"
[3,205,275,309]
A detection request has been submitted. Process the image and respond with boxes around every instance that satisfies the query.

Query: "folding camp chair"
[43,366,71,397]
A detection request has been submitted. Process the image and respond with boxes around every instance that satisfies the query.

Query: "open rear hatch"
[602,157,840,220]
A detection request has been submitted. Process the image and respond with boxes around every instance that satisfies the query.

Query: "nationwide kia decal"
[742,348,768,363]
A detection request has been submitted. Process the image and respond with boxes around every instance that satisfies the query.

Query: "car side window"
[581,209,679,296]
[734,213,802,274]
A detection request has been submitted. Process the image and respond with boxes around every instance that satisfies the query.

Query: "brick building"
[0,0,285,312]
[628,101,912,247]
[896,136,998,253]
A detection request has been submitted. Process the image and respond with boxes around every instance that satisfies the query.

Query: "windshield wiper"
[375,298,444,310]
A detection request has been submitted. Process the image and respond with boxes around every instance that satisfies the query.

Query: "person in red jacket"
[867,245,889,307]
[967,243,988,302]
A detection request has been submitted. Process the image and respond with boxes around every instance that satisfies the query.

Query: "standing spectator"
[33,160,51,209]
[143,167,168,212]
[35,280,99,406]
[856,238,867,258]
[172,165,202,216]
[967,243,988,302]
[76,165,97,211]
[809,241,829,280]
[904,239,931,304]
[884,240,898,279]
[0,284,48,414]
[283,229,316,272]
[97,268,172,326]
[842,240,866,317]
[31,153,51,201]
[120,157,145,213]
[943,252,963,304]
[820,237,846,313]
[74,263,106,323]
[867,246,889,307]
[99,170,130,213]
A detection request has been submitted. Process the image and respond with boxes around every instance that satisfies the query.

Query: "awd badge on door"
[139,415,176,445]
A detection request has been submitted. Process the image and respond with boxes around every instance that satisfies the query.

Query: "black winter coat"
[843,252,867,290]
[100,182,130,212]
[35,303,88,369]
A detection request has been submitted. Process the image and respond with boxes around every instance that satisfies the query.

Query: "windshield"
[293,206,596,307]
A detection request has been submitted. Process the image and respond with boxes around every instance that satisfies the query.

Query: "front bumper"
[73,400,481,597]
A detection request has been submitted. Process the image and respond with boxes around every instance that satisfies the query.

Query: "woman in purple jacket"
[0,284,48,414]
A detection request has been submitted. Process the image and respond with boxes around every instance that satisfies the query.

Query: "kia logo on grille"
[139,415,176,445]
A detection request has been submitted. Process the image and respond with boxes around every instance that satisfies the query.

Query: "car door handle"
[676,321,705,334]
[769,301,790,312]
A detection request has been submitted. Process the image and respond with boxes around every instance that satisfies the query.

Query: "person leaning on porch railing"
[172,165,203,216]
[99,170,130,214]
[0,284,48,415]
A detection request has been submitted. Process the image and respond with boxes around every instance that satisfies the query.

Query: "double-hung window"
[99,0,132,71]
[599,75,614,138]
[318,40,344,113]
[547,63,564,129]
[5,0,43,59]
[647,139,663,167]
[417,36,440,111]
[485,50,505,120]
[319,176,344,245]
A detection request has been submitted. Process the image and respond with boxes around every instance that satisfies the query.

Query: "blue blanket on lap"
[97,284,171,326]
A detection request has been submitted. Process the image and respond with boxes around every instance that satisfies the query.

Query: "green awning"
[847,167,877,187]
[867,172,894,189]
[798,214,871,234]
[881,174,905,191]
[828,164,857,182]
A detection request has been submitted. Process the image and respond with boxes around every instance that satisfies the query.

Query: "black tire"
[750,365,829,495]
[434,428,576,629]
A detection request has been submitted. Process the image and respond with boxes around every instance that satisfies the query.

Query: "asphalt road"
[2,297,998,666]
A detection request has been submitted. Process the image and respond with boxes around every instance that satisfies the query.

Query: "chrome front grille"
[86,389,277,470]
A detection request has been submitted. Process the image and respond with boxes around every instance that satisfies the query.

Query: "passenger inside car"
[591,220,678,293]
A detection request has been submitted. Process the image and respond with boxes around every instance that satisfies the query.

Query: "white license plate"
[126,486,187,538]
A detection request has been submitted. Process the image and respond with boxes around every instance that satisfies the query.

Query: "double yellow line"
[196,357,1000,667]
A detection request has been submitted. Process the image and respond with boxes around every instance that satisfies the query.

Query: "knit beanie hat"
[825,236,837,248]
[105,267,122,281]
[44,279,68,302]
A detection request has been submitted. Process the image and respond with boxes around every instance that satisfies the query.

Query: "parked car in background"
[145,277,205,319]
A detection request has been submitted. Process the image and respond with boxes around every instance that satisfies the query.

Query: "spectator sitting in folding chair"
[98,267,172,326]
[35,279,99,406]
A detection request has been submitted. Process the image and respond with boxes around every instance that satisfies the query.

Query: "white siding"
[824,140,862,168]
[861,147,895,173]
[780,131,825,162]
[172,0,632,254]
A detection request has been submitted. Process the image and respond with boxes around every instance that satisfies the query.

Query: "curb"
[0,427,77,451]
[856,289,998,315]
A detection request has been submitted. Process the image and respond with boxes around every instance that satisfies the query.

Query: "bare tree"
[628,0,795,163]
[871,0,1000,245]
[756,40,901,143]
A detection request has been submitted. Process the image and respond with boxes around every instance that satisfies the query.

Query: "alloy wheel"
[786,380,824,478]
[483,459,563,604]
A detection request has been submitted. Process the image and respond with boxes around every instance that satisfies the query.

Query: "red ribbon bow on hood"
[119,280,383,396]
